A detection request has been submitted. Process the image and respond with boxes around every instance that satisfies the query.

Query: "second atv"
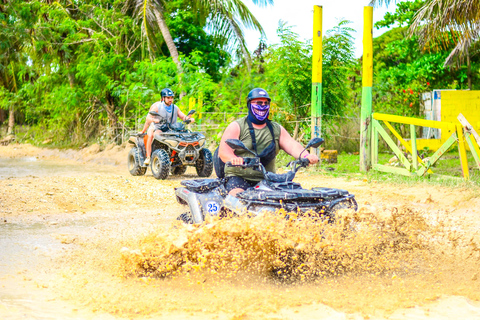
[127,109,213,179]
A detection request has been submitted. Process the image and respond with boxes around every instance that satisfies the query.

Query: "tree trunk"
[153,7,183,74]
[153,5,187,98]
[293,102,299,140]
[104,93,119,142]
[0,109,6,124]
[68,72,75,88]
[293,121,299,141]
[7,105,14,135]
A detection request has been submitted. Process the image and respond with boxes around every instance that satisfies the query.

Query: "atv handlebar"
[225,157,260,168]
[225,156,310,183]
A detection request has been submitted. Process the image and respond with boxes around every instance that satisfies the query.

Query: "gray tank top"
[153,101,178,125]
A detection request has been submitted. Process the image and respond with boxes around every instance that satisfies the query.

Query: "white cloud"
[243,0,398,58]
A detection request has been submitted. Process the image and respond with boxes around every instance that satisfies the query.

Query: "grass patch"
[287,150,480,189]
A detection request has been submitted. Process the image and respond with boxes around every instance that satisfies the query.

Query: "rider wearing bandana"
[217,88,319,196]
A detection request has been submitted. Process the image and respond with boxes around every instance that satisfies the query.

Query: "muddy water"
[0,157,116,179]
[1,151,480,319]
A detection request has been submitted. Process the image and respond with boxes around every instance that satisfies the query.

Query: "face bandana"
[163,101,173,113]
[247,102,270,124]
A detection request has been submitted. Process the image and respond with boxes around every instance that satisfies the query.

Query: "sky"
[242,0,398,58]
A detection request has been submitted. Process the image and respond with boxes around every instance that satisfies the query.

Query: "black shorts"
[225,176,257,193]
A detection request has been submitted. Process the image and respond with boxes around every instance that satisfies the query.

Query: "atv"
[174,137,357,224]
[127,109,213,179]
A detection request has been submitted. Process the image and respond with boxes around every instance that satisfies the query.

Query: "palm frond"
[123,0,165,60]
[410,0,480,66]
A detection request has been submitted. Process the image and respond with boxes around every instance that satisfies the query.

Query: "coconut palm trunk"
[128,0,267,79]
[153,5,184,74]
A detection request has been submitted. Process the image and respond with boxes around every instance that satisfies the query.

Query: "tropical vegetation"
[0,0,479,156]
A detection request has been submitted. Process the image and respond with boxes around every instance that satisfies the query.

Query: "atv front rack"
[237,187,350,201]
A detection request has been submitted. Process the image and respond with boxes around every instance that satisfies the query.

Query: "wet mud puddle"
[0,157,115,179]
[0,210,164,320]
[1,156,480,319]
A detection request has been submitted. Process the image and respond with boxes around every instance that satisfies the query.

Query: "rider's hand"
[153,118,160,123]
[186,117,195,123]
[304,153,319,165]
[230,157,244,165]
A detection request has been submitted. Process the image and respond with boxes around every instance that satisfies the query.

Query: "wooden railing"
[371,113,470,180]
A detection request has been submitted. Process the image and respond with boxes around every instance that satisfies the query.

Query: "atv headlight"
[164,139,179,147]
[198,138,206,147]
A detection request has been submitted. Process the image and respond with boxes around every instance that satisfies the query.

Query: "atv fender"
[129,136,147,160]
[175,187,225,223]
[175,187,204,224]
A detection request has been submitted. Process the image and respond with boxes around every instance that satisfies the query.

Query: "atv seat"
[181,179,222,193]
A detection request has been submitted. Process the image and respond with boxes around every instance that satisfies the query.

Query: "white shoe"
[144,157,150,165]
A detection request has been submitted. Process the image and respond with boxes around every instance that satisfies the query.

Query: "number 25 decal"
[205,201,219,214]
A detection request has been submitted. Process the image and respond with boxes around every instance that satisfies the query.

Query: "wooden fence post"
[360,6,373,171]
[311,5,323,156]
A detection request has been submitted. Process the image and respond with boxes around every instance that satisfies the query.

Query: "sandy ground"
[1,143,480,320]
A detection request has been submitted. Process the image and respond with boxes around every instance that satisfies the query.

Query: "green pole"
[360,6,373,171]
[311,6,323,155]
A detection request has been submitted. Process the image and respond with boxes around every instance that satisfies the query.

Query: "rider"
[140,88,194,165]
[218,88,319,196]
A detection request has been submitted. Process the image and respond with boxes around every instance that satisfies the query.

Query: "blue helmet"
[246,88,271,104]
[161,88,174,98]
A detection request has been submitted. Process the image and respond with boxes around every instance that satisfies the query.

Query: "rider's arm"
[278,126,319,164]
[219,122,243,165]
[178,109,194,122]
[140,103,160,133]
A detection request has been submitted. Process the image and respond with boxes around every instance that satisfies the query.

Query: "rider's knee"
[228,188,244,197]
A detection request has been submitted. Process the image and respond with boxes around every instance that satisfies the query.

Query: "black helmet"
[246,88,271,104]
[161,88,174,98]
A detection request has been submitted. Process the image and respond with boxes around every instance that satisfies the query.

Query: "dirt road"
[1,143,480,320]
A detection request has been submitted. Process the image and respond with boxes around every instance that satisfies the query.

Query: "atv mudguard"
[175,179,226,223]
[128,135,148,161]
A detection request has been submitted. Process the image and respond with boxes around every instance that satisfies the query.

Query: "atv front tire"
[176,212,194,224]
[128,147,147,176]
[195,148,213,177]
[171,165,187,175]
[330,199,357,214]
[151,149,170,180]
[328,199,358,221]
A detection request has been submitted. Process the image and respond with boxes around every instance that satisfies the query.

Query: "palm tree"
[371,0,480,89]
[123,0,271,73]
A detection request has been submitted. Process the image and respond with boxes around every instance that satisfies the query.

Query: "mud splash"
[60,205,474,318]
[121,207,430,282]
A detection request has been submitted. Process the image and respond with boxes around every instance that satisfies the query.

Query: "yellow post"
[189,97,195,111]
[360,6,373,171]
[456,124,470,180]
[311,5,323,155]
[197,95,203,125]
